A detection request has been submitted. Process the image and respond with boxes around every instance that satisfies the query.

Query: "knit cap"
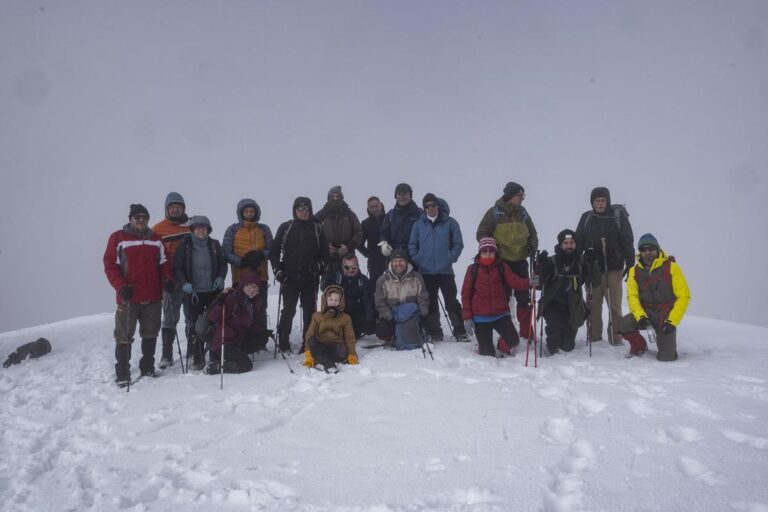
[637,233,660,250]
[327,186,344,200]
[478,237,497,253]
[129,204,149,219]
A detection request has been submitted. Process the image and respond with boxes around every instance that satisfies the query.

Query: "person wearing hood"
[379,183,423,256]
[461,238,535,357]
[222,198,273,288]
[303,285,358,371]
[205,271,266,374]
[535,229,588,355]
[173,216,228,370]
[476,182,538,339]
[618,234,690,361]
[152,192,192,369]
[575,187,635,345]
[270,197,327,352]
[104,204,174,385]
[315,186,363,283]
[373,249,430,348]
[408,193,468,342]
[359,196,387,286]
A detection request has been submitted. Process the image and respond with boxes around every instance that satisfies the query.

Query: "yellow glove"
[303,350,315,368]
[347,355,358,365]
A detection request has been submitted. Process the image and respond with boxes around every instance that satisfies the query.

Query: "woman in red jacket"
[461,237,536,356]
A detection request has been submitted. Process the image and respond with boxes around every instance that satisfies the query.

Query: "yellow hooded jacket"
[627,248,690,326]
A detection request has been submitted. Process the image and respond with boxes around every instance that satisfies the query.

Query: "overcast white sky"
[1,0,767,332]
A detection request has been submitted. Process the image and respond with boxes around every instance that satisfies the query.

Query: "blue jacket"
[408,198,464,275]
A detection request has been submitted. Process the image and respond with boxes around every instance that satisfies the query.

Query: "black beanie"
[129,204,149,219]
[422,193,438,207]
[389,248,409,262]
[557,229,576,244]
[590,187,611,206]
[502,182,524,201]
[394,183,413,198]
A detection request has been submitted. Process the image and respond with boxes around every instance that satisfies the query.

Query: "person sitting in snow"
[618,233,691,361]
[321,253,376,339]
[461,237,535,357]
[303,285,358,371]
[205,271,267,374]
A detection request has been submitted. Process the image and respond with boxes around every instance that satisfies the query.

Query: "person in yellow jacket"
[303,285,358,372]
[619,233,690,361]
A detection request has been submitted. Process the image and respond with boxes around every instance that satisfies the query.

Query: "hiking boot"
[430,333,444,342]
[115,376,130,387]
[455,333,472,342]
[158,356,174,369]
[497,337,511,355]
[140,367,158,378]
[204,361,220,375]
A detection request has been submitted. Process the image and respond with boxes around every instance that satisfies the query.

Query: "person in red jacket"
[103,204,174,385]
[461,237,537,357]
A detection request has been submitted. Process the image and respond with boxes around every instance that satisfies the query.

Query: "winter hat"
[237,198,260,222]
[422,193,438,207]
[557,229,576,245]
[129,203,149,219]
[478,237,497,253]
[389,248,409,262]
[327,186,344,200]
[165,192,185,210]
[293,196,313,212]
[237,271,260,292]
[590,187,611,206]
[189,215,212,234]
[502,182,524,201]
[637,233,660,250]
[394,183,413,198]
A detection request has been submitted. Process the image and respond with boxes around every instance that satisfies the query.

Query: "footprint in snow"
[628,398,657,417]
[567,395,607,417]
[731,375,766,384]
[721,429,768,449]
[540,417,575,445]
[654,426,702,444]
[417,457,447,472]
[677,455,720,485]
[682,398,722,420]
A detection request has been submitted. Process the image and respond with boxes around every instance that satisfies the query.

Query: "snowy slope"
[1,301,767,512]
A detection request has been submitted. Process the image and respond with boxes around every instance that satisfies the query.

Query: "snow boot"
[278,332,292,353]
[517,306,532,339]
[497,337,512,355]
[623,330,648,357]
[114,343,131,386]
[455,333,472,342]
[159,328,175,369]
[139,337,157,376]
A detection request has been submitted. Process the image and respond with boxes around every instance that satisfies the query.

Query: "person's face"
[193,226,208,239]
[329,192,342,201]
[243,282,259,298]
[509,191,525,207]
[391,258,407,274]
[396,191,411,206]
[592,197,608,214]
[368,199,383,217]
[560,239,576,254]
[242,207,257,221]
[343,259,360,277]
[295,205,310,220]
[639,245,658,265]
[130,214,149,232]
[167,203,185,218]
[326,292,341,308]
[423,201,439,215]
[480,249,496,259]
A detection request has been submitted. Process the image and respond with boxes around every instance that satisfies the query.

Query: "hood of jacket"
[320,284,346,311]
[292,196,314,220]
[236,198,261,222]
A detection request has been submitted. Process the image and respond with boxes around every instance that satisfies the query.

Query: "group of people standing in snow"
[103,181,691,385]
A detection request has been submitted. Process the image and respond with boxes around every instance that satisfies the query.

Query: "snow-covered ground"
[1,299,767,512]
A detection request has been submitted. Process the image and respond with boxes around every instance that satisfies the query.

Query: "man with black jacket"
[270,197,326,352]
[575,187,634,345]
[360,196,387,286]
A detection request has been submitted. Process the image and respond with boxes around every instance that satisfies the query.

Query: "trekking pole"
[220,300,225,390]
[586,283,593,357]
[422,334,434,360]
[124,300,131,393]
[174,330,186,375]
[274,286,283,359]
[270,332,295,374]
[600,238,615,344]
[539,314,545,359]
[437,295,457,339]
[525,256,538,368]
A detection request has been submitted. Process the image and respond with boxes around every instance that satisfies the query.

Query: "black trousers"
[504,260,530,308]
[185,291,218,363]
[308,337,348,366]
[475,316,519,356]
[422,274,465,337]
[278,280,317,348]
[543,301,576,354]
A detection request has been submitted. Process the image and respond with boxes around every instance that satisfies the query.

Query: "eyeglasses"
[296,206,309,212]
[132,214,149,221]
[639,246,657,253]
[343,265,359,271]
[423,202,437,209]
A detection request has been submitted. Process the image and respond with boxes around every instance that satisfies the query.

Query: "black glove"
[241,250,264,269]
[163,280,175,293]
[583,247,597,265]
[536,250,549,266]
[309,261,323,275]
[119,286,133,301]
[637,316,650,330]
[275,270,288,284]
[662,321,676,335]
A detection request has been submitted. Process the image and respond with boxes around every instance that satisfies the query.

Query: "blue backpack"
[391,302,424,350]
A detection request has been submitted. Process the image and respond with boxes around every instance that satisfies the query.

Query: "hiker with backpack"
[535,229,588,356]
[461,237,536,357]
[408,193,469,342]
[321,253,376,339]
[205,271,267,374]
[618,234,690,361]
[315,186,363,285]
[476,182,538,340]
[359,196,387,286]
[374,249,430,350]
[575,187,635,346]
[270,197,326,353]
[303,285,358,371]
[378,183,423,256]
[173,216,228,370]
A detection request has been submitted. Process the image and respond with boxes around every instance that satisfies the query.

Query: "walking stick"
[274,285,283,359]
[600,237,615,344]
[220,299,225,390]
[525,256,538,368]
[124,301,131,393]
[174,330,186,375]
[437,295,456,339]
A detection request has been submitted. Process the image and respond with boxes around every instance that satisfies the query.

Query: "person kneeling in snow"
[619,233,690,361]
[461,237,534,357]
[303,285,358,371]
[205,271,266,374]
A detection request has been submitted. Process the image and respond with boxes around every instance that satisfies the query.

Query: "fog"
[1,1,766,333]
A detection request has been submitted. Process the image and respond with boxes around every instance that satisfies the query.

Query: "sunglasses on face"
[639,246,657,253]
[343,265,359,271]
[296,206,309,212]
[133,215,149,221]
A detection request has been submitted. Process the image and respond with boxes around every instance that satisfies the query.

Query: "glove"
[303,350,315,367]
[463,319,475,337]
[536,250,549,266]
[637,316,650,330]
[309,261,324,275]
[346,355,358,365]
[528,275,540,288]
[623,259,634,280]
[163,280,175,293]
[378,240,393,257]
[662,321,676,335]
[213,277,225,290]
[241,250,264,269]
[583,247,597,265]
[182,283,194,294]
[275,270,288,284]
[119,285,133,301]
